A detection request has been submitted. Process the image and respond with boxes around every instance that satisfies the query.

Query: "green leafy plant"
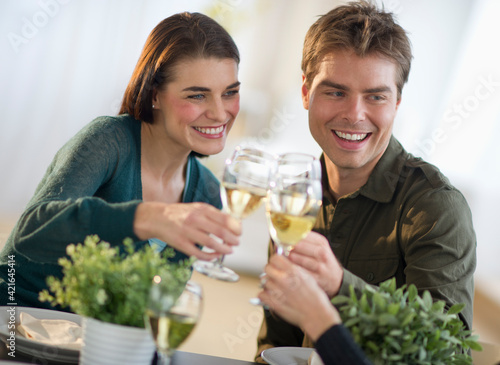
[331,278,482,365]
[39,235,192,328]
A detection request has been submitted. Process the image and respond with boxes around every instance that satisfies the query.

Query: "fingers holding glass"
[193,146,275,282]
[251,152,322,306]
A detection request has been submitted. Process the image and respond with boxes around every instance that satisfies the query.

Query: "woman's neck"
[141,122,189,203]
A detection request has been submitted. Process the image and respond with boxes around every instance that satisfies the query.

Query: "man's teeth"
[194,126,224,135]
[335,131,367,141]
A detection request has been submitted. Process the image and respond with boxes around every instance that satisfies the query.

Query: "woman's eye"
[188,94,205,100]
[224,89,239,97]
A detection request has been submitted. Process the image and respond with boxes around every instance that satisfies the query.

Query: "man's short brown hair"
[302,1,412,99]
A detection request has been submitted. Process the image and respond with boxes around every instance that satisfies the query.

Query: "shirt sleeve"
[399,187,476,329]
[315,324,373,365]
[10,118,141,264]
[338,186,476,330]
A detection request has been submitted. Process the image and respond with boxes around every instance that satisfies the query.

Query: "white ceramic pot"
[79,317,156,365]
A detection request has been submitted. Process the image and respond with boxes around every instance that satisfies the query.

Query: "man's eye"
[327,91,344,97]
[369,95,386,101]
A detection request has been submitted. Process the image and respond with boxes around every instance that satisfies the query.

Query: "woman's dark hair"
[119,12,240,123]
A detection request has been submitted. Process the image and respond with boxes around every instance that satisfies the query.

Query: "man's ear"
[301,74,310,110]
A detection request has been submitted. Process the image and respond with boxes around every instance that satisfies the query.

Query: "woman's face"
[152,57,240,156]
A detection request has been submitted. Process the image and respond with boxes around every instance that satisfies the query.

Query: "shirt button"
[367,272,374,281]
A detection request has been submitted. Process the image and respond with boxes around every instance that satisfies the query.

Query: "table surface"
[0,342,259,365]
[3,337,500,365]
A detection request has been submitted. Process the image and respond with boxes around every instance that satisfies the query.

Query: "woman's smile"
[193,124,226,138]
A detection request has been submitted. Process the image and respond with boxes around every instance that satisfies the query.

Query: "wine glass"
[145,278,203,365]
[266,153,322,256]
[193,146,276,282]
[250,153,322,306]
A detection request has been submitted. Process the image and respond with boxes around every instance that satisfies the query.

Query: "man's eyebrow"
[317,80,393,94]
[364,86,393,94]
[317,80,349,90]
[182,81,241,93]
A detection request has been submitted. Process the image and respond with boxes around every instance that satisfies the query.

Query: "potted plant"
[331,278,482,365]
[39,234,192,365]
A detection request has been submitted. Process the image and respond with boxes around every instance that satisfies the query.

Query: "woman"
[0,12,242,308]
[258,253,372,365]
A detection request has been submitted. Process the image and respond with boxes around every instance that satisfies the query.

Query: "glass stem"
[157,352,171,365]
[276,245,284,256]
[277,244,293,257]
[213,215,240,268]
[215,254,226,268]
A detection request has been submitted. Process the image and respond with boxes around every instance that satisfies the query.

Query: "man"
[256,1,476,361]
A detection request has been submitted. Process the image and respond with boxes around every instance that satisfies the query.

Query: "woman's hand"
[133,201,241,260]
[288,231,344,298]
[258,255,341,341]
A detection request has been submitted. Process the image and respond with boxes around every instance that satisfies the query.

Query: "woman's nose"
[206,98,227,122]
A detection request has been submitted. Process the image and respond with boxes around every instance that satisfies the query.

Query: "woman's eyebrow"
[182,81,240,93]
[182,86,210,92]
[226,81,241,89]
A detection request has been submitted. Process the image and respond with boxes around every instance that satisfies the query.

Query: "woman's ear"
[152,88,159,109]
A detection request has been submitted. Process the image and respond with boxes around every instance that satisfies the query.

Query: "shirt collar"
[320,136,408,204]
[359,136,408,203]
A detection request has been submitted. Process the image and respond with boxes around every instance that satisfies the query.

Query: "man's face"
[302,49,401,176]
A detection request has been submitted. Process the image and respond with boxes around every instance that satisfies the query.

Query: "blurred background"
[1,0,499,360]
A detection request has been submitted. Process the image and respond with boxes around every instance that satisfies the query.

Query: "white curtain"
[1,0,498,278]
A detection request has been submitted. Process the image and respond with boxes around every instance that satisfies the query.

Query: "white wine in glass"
[267,152,322,256]
[267,181,322,256]
[193,146,275,282]
[145,279,202,365]
[250,152,322,306]
[221,183,266,220]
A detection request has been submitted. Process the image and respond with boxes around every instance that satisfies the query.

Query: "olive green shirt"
[256,136,476,360]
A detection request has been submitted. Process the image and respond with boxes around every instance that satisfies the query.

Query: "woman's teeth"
[194,126,224,135]
[335,131,368,141]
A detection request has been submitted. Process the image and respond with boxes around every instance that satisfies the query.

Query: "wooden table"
[0,343,259,364]
[3,337,499,365]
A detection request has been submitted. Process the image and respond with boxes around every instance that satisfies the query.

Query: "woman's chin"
[192,142,225,156]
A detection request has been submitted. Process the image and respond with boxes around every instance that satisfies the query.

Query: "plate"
[261,347,315,365]
[0,306,81,363]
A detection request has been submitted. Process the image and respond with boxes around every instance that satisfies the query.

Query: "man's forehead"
[313,50,399,87]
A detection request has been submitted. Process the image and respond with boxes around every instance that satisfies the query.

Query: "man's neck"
[323,156,374,202]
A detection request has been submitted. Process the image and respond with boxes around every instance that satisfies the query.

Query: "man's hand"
[287,231,343,298]
[258,254,341,342]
